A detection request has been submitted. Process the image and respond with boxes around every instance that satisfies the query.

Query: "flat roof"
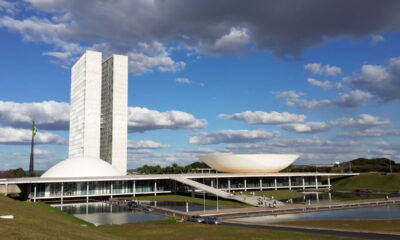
[0,172,358,184]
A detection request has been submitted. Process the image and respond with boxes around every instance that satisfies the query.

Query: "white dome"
[200,154,299,173]
[41,157,123,178]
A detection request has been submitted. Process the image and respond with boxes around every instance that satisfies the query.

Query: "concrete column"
[133,180,136,197]
[302,177,305,190]
[315,176,319,190]
[288,177,292,190]
[60,183,63,205]
[274,178,277,191]
[110,182,113,199]
[259,178,262,191]
[86,182,89,203]
[154,180,157,196]
[211,179,214,188]
[327,176,331,189]
[33,184,37,202]
[4,183,8,196]
[228,178,231,192]
[244,178,247,191]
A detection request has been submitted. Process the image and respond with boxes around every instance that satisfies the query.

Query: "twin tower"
[69,51,128,174]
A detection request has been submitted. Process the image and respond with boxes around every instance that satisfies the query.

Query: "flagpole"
[29,121,35,175]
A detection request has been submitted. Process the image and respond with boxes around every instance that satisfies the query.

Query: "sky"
[0,0,400,170]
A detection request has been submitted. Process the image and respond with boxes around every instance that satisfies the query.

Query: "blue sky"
[0,0,400,170]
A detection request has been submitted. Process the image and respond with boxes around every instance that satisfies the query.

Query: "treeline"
[134,162,209,174]
[0,168,40,178]
[285,158,399,173]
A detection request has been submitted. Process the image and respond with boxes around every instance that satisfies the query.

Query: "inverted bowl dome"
[41,157,123,178]
[200,154,299,173]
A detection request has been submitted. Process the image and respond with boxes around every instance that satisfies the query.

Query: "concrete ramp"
[170,176,283,207]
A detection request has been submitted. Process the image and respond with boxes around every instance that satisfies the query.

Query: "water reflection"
[235,205,400,223]
[144,201,237,212]
[53,202,165,226]
[286,192,384,204]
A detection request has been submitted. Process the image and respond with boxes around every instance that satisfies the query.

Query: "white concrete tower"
[100,55,128,174]
[69,51,102,159]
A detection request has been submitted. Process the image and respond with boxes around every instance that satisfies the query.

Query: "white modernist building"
[200,154,299,173]
[68,50,128,175]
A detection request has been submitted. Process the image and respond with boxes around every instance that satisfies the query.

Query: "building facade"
[69,50,128,174]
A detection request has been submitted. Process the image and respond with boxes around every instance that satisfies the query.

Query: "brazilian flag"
[32,121,37,136]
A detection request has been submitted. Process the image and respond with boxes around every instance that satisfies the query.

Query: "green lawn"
[332,173,400,192]
[274,219,400,233]
[0,195,359,240]
[123,194,247,207]
[244,190,304,200]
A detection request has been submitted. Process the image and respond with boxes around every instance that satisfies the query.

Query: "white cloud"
[280,122,330,134]
[128,107,207,132]
[283,90,373,109]
[214,27,249,53]
[189,129,279,145]
[0,127,66,145]
[305,63,342,76]
[0,100,70,130]
[219,111,306,125]
[307,78,334,89]
[370,34,384,45]
[345,57,400,101]
[331,114,391,129]
[128,140,170,149]
[339,128,400,138]
[175,78,191,84]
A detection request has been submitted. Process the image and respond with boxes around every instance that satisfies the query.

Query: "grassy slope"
[273,219,400,233]
[332,173,400,191]
[0,195,358,240]
[124,194,247,207]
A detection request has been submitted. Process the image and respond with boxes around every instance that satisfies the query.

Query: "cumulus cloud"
[307,78,334,89]
[0,127,66,145]
[128,140,170,149]
[345,57,400,101]
[280,90,373,109]
[280,122,330,134]
[331,114,391,128]
[175,78,191,84]
[2,1,400,68]
[304,63,342,76]
[219,111,306,125]
[128,107,207,132]
[339,128,400,138]
[0,100,70,130]
[189,129,279,145]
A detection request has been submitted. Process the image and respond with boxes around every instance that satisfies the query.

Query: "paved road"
[223,221,400,240]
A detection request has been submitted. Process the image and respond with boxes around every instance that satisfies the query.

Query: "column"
[60,183,63,205]
[110,182,113,199]
[154,180,157,196]
[33,184,37,203]
[4,183,8,196]
[327,176,331,189]
[86,182,89,203]
[228,178,231,192]
[133,180,136,197]
[302,177,305,190]
[259,178,262,191]
[244,178,247,191]
[288,177,292,190]
[211,179,214,188]
[274,178,277,190]
[315,176,319,189]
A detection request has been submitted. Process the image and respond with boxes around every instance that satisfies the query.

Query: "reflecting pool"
[145,200,238,212]
[235,205,400,223]
[53,202,165,226]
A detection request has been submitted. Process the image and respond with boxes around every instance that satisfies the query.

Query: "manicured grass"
[244,190,304,200]
[332,173,400,192]
[0,195,359,240]
[273,219,400,233]
[124,194,247,207]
